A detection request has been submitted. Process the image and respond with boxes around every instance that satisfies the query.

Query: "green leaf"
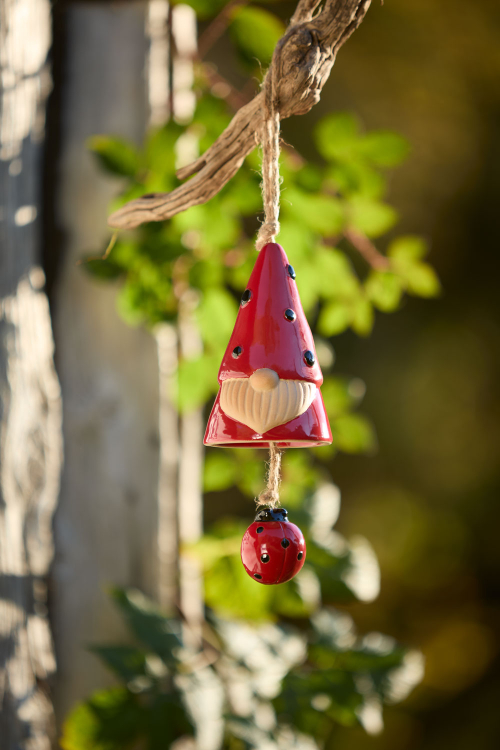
[221,173,262,216]
[351,297,374,336]
[388,237,440,297]
[329,161,386,199]
[348,197,398,237]
[61,688,141,750]
[190,258,225,291]
[321,378,354,418]
[296,163,323,192]
[205,551,275,620]
[236,453,267,499]
[196,288,238,349]
[173,203,240,251]
[277,220,314,264]
[284,189,344,235]
[388,235,428,263]
[294,260,322,313]
[176,354,219,413]
[61,701,103,750]
[280,451,318,507]
[332,413,376,454]
[276,670,361,733]
[192,96,232,151]
[87,136,141,177]
[204,451,237,492]
[318,302,352,336]
[82,258,123,281]
[145,124,182,178]
[405,262,441,297]
[358,130,410,167]
[226,248,258,291]
[90,646,148,685]
[191,533,242,571]
[230,7,284,66]
[314,113,360,162]
[365,271,403,312]
[314,248,360,300]
[116,283,147,328]
[110,589,182,665]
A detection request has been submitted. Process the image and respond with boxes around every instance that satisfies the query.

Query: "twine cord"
[255,49,285,507]
[257,443,282,508]
[256,52,281,253]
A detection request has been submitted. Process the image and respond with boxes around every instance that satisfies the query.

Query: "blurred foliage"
[64,0,456,748]
[84,101,438,411]
[62,571,422,749]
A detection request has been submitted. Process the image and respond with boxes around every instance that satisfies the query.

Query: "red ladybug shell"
[241,512,306,585]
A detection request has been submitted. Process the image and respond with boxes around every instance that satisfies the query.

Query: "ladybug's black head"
[254,507,289,522]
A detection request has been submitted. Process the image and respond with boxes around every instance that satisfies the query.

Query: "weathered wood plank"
[51,1,161,721]
[0,1,62,747]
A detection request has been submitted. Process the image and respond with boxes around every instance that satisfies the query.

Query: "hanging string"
[257,443,282,508]
[256,55,281,252]
[255,52,284,507]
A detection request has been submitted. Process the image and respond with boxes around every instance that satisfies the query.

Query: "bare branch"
[289,0,324,26]
[109,0,372,230]
[344,228,390,270]
[198,0,250,59]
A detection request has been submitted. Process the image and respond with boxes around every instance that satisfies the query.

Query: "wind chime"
[204,60,332,585]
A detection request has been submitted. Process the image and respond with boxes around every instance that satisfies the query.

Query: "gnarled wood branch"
[108,0,371,230]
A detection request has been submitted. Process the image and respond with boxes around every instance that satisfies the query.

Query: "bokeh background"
[3,0,498,748]
[204,1,500,747]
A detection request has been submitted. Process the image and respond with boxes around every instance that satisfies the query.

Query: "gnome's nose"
[249,368,279,392]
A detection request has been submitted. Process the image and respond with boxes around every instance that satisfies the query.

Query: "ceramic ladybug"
[241,507,306,584]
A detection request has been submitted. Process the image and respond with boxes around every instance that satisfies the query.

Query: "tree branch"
[108,0,372,230]
[197,0,250,59]
[344,228,390,270]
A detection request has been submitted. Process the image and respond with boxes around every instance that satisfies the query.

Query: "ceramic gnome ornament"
[204,242,332,448]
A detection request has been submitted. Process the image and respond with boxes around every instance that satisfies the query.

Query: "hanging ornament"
[241,508,305,585]
[204,241,332,449]
[204,53,332,584]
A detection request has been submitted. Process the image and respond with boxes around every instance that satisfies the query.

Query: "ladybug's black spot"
[281,539,290,549]
[304,350,315,367]
[284,309,296,322]
[232,346,243,358]
[260,553,270,563]
[256,526,264,533]
[287,264,296,280]
[254,573,262,579]
[297,551,303,561]
[241,289,252,306]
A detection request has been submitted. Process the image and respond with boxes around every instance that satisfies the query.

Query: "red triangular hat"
[204,243,332,448]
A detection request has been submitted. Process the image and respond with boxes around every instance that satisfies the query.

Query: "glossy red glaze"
[241,520,306,584]
[204,242,332,447]
[219,243,323,385]
[204,387,332,447]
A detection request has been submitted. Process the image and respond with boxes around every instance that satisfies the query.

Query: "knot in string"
[257,443,282,508]
[256,55,281,253]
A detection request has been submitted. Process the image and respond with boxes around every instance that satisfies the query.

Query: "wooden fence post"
[0,0,62,747]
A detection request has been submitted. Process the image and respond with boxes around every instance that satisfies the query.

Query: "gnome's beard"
[220,376,316,435]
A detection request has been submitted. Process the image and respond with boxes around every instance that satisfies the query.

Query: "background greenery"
[60,1,500,749]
